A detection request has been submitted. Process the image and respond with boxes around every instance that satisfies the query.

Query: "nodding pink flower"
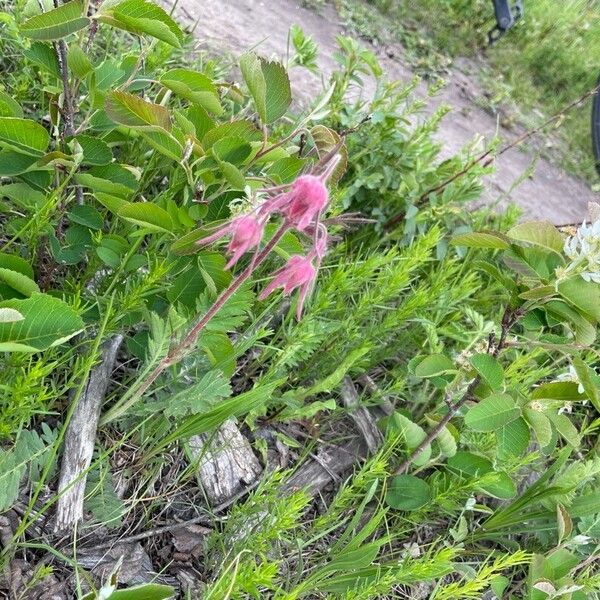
[259,255,316,319]
[197,215,264,269]
[283,175,329,231]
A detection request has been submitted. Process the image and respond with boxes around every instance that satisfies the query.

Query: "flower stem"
[101,222,290,424]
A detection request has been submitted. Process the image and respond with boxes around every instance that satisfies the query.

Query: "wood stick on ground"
[340,376,383,454]
[54,335,123,532]
[189,419,262,506]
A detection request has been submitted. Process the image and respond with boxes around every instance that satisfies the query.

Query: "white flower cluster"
[562,211,600,284]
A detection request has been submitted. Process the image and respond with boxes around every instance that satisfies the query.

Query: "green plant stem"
[100,222,290,424]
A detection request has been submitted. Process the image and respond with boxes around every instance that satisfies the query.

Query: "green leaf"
[0,252,34,279]
[240,53,291,124]
[20,1,89,40]
[0,149,38,176]
[531,381,586,402]
[524,408,553,447]
[0,117,50,157]
[67,43,93,78]
[0,91,23,118]
[469,353,504,392]
[160,69,223,115]
[311,125,347,184]
[507,221,564,254]
[240,53,267,123]
[450,231,510,250]
[98,0,183,47]
[77,174,133,199]
[105,90,171,130]
[385,412,431,466]
[0,268,39,298]
[481,471,517,499]
[23,42,60,77]
[117,202,174,233]
[96,583,175,600]
[163,370,232,418]
[496,417,530,460]
[558,276,600,322]
[75,135,112,165]
[572,356,600,412]
[545,300,596,346]
[260,59,292,123]
[385,474,431,511]
[414,354,455,378]
[68,204,104,230]
[464,394,520,432]
[547,412,580,448]
[447,451,493,478]
[0,293,84,352]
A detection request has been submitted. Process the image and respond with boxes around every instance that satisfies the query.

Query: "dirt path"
[171,0,598,225]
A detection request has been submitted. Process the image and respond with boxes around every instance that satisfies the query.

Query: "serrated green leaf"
[98,0,183,47]
[0,117,50,157]
[240,53,291,124]
[160,68,223,115]
[507,220,564,254]
[464,394,520,432]
[105,90,171,130]
[260,58,292,123]
[23,41,60,77]
[68,204,104,230]
[20,1,89,40]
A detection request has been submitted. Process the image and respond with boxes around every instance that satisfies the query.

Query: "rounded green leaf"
[75,135,112,166]
[470,353,504,392]
[0,268,39,297]
[464,394,520,432]
[386,474,431,511]
[414,354,455,378]
[496,417,530,460]
[117,203,174,233]
[0,293,84,352]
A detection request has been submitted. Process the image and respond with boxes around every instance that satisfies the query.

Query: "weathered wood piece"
[54,335,123,532]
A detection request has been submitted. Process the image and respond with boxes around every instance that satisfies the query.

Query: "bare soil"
[170,0,598,225]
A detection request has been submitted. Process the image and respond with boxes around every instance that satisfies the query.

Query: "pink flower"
[259,255,316,319]
[197,215,264,269]
[283,175,329,231]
